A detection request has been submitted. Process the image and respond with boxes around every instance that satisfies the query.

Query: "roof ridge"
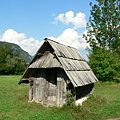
[44,38,78,50]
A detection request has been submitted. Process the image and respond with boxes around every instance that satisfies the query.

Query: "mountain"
[0,41,33,64]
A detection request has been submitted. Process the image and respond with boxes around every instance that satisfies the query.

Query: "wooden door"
[44,69,57,106]
[32,69,46,103]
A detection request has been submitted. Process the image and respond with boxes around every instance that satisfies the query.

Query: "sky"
[0,0,96,60]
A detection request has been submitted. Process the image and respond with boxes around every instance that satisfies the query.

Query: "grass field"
[0,75,120,120]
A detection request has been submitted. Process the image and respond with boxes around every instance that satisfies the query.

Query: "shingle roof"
[48,39,84,60]
[18,38,98,87]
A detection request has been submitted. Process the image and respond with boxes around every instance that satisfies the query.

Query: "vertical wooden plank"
[33,79,39,102]
[60,80,62,106]
[57,69,67,106]
[29,82,33,101]
[57,79,61,106]
[36,83,39,102]
[43,79,49,105]
[38,77,42,102]
[28,77,34,102]
[33,79,36,101]
[41,72,46,104]
[36,69,45,103]
[62,79,66,104]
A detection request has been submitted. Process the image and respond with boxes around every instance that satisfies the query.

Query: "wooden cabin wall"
[28,68,70,106]
[75,83,94,100]
[31,69,57,106]
[28,68,94,106]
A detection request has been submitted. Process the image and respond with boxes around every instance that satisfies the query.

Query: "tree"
[0,43,11,74]
[0,43,26,75]
[0,43,10,63]
[84,0,120,53]
[6,49,27,75]
[84,0,120,81]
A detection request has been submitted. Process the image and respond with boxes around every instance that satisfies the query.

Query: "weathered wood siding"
[28,69,94,106]
[29,51,62,69]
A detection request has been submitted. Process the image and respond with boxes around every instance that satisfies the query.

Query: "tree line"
[84,0,120,82]
[0,43,27,75]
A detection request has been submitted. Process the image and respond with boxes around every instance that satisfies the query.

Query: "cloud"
[48,28,89,60]
[53,11,86,29]
[0,28,89,60]
[52,11,89,60]
[0,29,42,55]
[48,28,89,50]
[0,11,88,59]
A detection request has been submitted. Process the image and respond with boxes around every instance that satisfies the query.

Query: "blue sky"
[0,0,96,59]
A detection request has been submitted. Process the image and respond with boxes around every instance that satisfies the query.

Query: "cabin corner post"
[28,78,33,102]
[57,69,67,107]
[57,79,61,106]
[57,69,64,106]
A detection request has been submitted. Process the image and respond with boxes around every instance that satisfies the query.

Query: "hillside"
[0,41,32,64]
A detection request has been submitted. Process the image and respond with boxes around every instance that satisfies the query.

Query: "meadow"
[0,75,120,120]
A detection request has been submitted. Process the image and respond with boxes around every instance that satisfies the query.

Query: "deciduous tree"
[84,0,120,81]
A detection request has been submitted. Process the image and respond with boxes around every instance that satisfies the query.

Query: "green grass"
[0,75,120,120]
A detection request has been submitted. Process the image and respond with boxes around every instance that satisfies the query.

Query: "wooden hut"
[18,38,98,106]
